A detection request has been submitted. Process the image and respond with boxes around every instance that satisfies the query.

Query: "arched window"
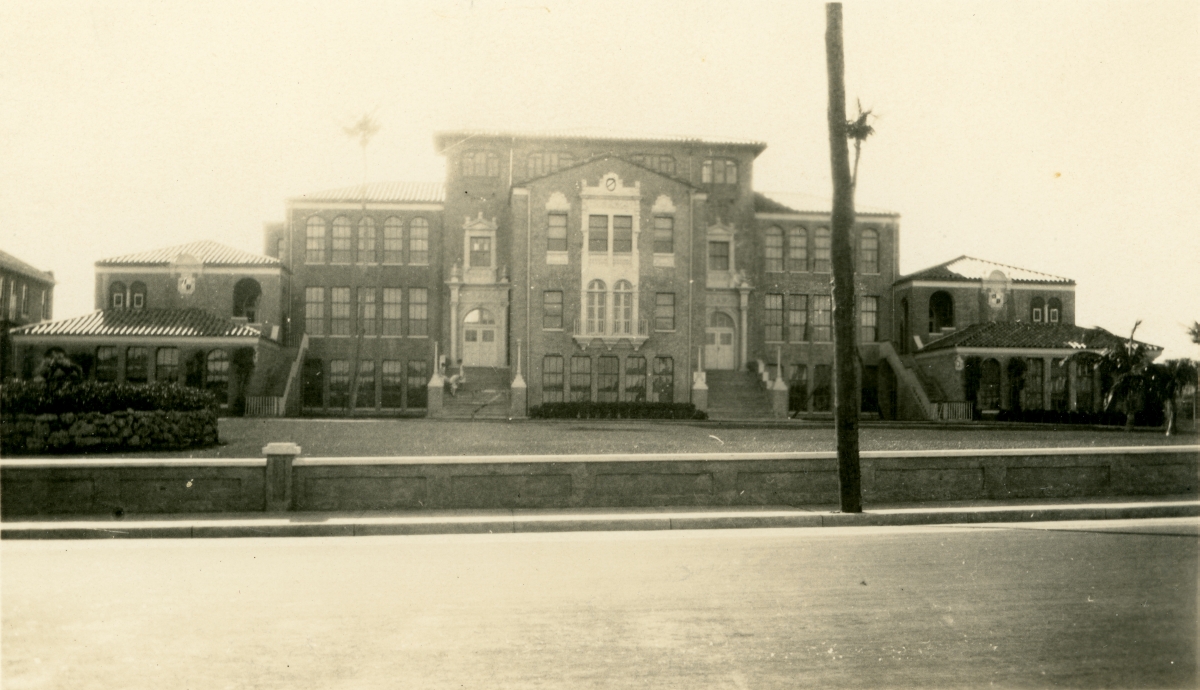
[331,216,352,263]
[305,216,326,263]
[409,218,429,264]
[95,346,118,382]
[787,227,807,271]
[587,279,606,334]
[814,228,831,272]
[764,227,783,272]
[979,358,1002,410]
[357,217,376,264]
[859,229,879,274]
[710,311,735,329]
[613,280,634,335]
[233,278,262,322]
[464,308,496,325]
[1047,297,1062,324]
[929,291,954,332]
[126,347,149,383]
[206,350,230,405]
[109,282,126,309]
[130,281,147,310]
[1031,296,1045,323]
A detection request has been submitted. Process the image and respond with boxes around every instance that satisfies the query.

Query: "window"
[929,291,954,332]
[1023,358,1044,410]
[41,289,49,320]
[357,217,376,264]
[765,227,784,272]
[588,215,608,252]
[383,288,403,335]
[765,294,784,342]
[381,360,404,407]
[358,288,376,335]
[860,229,879,274]
[613,280,633,335]
[302,359,323,407]
[20,285,28,316]
[1076,359,1096,413]
[469,236,492,267]
[542,290,563,329]
[1048,297,1062,324]
[789,364,808,412]
[586,279,606,334]
[462,150,500,177]
[597,356,619,403]
[96,346,118,382]
[787,227,807,272]
[206,350,230,405]
[305,287,325,335]
[527,152,574,177]
[861,296,879,342]
[612,216,633,253]
[631,154,675,175]
[328,360,350,408]
[110,281,126,309]
[547,213,568,252]
[788,295,808,342]
[1031,297,1045,323]
[813,365,832,411]
[814,228,831,272]
[409,218,429,264]
[542,355,565,404]
[624,356,647,402]
[652,356,674,403]
[708,241,730,271]
[330,287,351,335]
[653,216,674,254]
[306,216,326,263]
[812,295,832,342]
[126,347,149,383]
[408,288,428,336]
[407,361,428,408]
[655,293,675,331]
[355,360,376,409]
[130,282,146,310]
[331,217,352,263]
[702,158,738,184]
[1050,358,1068,411]
[6,279,14,319]
[978,359,1002,410]
[570,356,592,402]
[383,217,404,263]
[156,347,179,383]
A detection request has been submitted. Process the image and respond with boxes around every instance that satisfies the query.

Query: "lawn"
[31,417,1196,459]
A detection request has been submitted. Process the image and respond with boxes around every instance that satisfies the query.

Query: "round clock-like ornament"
[178,275,196,296]
[605,176,617,191]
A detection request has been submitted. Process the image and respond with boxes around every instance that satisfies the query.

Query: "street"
[3,519,1196,689]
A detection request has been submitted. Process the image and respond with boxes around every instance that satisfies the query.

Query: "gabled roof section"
[97,241,280,268]
[10,309,263,338]
[754,192,897,217]
[0,249,54,284]
[920,322,1157,353]
[897,255,1073,285]
[435,127,767,155]
[517,154,700,190]
[291,181,445,205]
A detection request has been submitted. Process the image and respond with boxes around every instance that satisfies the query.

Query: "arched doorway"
[928,291,954,333]
[233,278,262,322]
[462,308,501,367]
[705,311,736,370]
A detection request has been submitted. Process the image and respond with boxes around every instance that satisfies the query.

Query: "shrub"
[529,402,707,420]
[994,408,1163,427]
[1,379,217,416]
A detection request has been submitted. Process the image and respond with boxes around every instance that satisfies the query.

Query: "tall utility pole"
[825,3,862,512]
[344,114,381,412]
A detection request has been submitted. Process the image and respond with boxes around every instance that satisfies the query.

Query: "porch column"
[738,286,751,369]
[1068,359,1078,411]
[448,283,460,365]
[1043,356,1053,411]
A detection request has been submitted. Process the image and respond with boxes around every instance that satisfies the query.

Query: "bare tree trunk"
[825,3,862,513]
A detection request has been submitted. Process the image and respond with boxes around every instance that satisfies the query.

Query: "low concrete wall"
[2,447,1196,517]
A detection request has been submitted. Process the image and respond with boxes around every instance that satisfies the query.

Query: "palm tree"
[1096,321,1157,431]
[1152,358,1198,436]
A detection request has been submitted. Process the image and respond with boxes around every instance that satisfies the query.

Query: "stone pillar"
[692,370,708,412]
[427,367,445,418]
[262,442,300,512]
[771,375,789,418]
[510,339,527,418]
[738,286,751,369]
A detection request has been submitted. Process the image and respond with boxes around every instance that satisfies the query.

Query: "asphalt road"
[3,519,1196,689]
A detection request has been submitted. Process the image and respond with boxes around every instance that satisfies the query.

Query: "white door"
[462,308,501,367]
[705,312,736,370]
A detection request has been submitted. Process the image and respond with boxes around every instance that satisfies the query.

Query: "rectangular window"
[789,364,808,412]
[41,289,49,320]
[305,287,325,335]
[355,360,376,409]
[1076,360,1095,413]
[357,219,376,264]
[597,356,619,403]
[787,229,807,272]
[469,236,491,267]
[813,365,832,411]
[542,290,563,329]
[547,213,568,252]
[570,356,592,402]
[330,287,351,336]
[861,296,879,342]
[588,215,608,252]
[725,160,737,184]
[623,356,647,402]
[381,360,404,407]
[701,159,713,184]
[383,288,403,336]
[653,216,674,254]
[96,346,118,382]
[19,285,28,316]
[156,347,179,383]
[1050,358,1068,412]
[811,295,832,342]
[1049,307,1060,323]
[765,294,784,342]
[542,355,565,404]
[612,215,633,253]
[407,361,428,408]
[655,293,675,331]
[788,295,808,342]
[383,219,404,264]
[859,230,879,274]
[331,222,352,263]
[306,223,325,263]
[814,230,831,273]
[328,360,350,408]
[1033,307,1043,323]
[408,288,428,336]
[358,288,376,335]
[125,347,149,383]
[1023,358,1044,411]
[409,219,429,265]
[765,231,783,272]
[708,241,730,271]
[652,356,674,403]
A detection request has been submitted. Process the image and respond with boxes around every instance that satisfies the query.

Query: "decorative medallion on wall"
[171,253,203,299]
[177,275,196,296]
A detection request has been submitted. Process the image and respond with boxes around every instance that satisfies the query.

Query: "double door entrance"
[462,308,502,367]
[705,312,736,370]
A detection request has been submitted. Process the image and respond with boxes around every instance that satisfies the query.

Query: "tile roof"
[435,127,767,152]
[920,322,1158,353]
[10,309,262,339]
[754,191,897,217]
[898,255,1073,285]
[0,249,55,284]
[96,241,279,267]
[291,181,445,204]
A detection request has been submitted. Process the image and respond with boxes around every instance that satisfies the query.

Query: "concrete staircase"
[441,366,512,419]
[705,370,775,420]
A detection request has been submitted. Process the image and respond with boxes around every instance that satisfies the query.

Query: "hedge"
[2,409,219,454]
[2,380,216,416]
[994,408,1164,427]
[529,402,706,420]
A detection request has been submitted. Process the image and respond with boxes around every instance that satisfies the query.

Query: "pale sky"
[2,0,1197,358]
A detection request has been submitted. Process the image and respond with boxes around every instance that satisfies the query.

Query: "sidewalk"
[3,495,1197,540]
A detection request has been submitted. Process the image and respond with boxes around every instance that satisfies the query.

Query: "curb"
[3,502,1197,540]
